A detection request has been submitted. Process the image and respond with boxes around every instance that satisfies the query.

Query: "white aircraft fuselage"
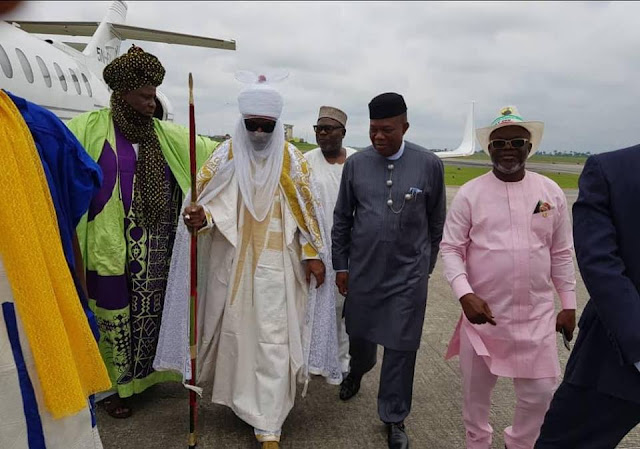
[0,0,235,122]
[0,20,110,121]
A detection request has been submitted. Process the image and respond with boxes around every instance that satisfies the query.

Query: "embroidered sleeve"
[196,140,231,196]
[300,234,320,260]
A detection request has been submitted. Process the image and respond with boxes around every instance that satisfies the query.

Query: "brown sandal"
[102,394,132,419]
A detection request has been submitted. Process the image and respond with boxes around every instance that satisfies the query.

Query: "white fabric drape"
[154,142,343,387]
[232,117,285,222]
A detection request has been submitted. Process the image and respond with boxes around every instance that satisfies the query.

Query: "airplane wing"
[10,21,99,36]
[435,150,475,159]
[432,101,477,159]
[111,24,236,50]
[9,20,236,50]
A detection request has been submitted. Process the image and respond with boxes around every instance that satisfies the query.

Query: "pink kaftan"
[441,171,577,379]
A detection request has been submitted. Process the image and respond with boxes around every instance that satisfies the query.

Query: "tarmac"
[97,187,640,449]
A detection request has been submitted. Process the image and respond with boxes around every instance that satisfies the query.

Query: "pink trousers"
[459,330,558,449]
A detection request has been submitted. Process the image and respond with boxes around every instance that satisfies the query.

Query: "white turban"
[237,82,284,119]
[232,75,286,221]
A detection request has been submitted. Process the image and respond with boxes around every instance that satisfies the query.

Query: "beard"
[493,159,525,175]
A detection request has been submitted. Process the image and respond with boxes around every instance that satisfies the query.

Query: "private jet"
[0,0,476,159]
[0,0,235,121]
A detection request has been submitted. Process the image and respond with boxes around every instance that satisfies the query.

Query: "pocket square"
[533,200,553,214]
[408,187,423,200]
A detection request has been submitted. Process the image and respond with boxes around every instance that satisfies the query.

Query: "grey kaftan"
[331,142,446,351]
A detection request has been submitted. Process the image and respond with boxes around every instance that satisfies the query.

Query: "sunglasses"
[244,119,276,133]
[313,124,344,133]
[490,138,529,150]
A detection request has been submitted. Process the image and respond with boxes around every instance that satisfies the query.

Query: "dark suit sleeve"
[332,157,355,271]
[573,155,640,366]
[427,157,446,274]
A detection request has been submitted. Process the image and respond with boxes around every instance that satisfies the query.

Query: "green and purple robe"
[68,108,216,397]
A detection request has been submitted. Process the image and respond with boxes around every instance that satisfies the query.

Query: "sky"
[8,1,640,153]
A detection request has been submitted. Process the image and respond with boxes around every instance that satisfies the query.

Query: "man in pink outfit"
[440,106,577,449]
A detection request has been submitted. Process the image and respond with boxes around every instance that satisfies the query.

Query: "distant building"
[207,133,231,141]
[284,123,294,141]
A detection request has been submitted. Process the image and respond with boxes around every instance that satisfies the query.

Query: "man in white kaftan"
[304,105,356,376]
[154,74,341,448]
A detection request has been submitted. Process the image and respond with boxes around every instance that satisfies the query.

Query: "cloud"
[8,0,640,152]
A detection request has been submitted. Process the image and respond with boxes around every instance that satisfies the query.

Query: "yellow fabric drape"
[0,91,111,419]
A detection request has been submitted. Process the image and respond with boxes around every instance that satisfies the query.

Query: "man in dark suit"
[333,93,446,449]
[535,145,640,448]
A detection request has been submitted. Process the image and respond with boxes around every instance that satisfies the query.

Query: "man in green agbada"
[67,45,216,418]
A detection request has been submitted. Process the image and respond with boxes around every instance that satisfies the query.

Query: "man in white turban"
[154,74,339,448]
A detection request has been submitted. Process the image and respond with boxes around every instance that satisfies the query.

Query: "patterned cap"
[103,45,165,92]
[318,106,347,127]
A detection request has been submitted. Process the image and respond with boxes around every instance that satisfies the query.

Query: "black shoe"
[387,422,409,449]
[339,374,361,401]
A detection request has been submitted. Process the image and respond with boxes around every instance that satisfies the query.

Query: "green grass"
[445,165,579,189]
[463,152,587,165]
[291,141,317,152]
[539,172,580,189]
[445,166,491,185]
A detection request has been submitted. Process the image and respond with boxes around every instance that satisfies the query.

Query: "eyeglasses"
[244,119,276,133]
[489,138,529,149]
[313,124,344,133]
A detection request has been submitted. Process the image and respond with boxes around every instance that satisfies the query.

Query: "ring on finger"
[185,214,191,220]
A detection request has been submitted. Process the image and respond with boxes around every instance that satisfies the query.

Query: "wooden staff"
[187,72,199,449]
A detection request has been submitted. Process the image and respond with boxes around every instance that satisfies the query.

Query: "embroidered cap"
[318,106,347,127]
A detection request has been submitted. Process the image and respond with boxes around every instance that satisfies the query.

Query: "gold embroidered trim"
[302,242,318,259]
[198,140,324,256]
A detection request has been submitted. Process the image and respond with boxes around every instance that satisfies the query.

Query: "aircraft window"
[53,62,67,91]
[69,68,81,95]
[0,44,12,78]
[35,56,52,88]
[81,73,93,97]
[15,48,34,84]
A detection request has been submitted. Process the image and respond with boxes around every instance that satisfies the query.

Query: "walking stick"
[187,72,199,449]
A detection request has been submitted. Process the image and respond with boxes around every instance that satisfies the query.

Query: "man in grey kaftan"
[332,92,446,449]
